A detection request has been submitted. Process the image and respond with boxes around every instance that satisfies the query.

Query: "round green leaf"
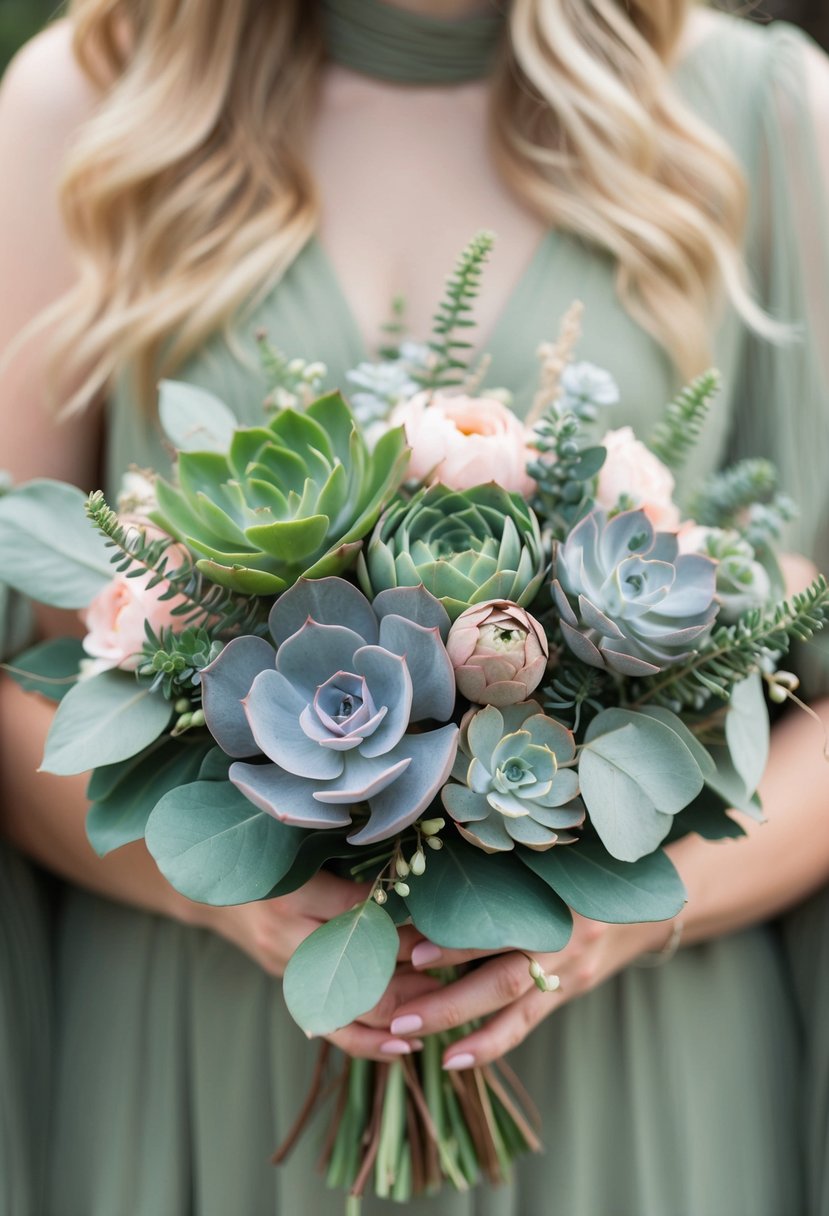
[519,841,687,924]
[87,739,210,857]
[145,780,305,904]
[0,480,113,608]
[283,900,399,1036]
[41,671,172,775]
[403,837,572,952]
[3,637,84,702]
[158,379,237,452]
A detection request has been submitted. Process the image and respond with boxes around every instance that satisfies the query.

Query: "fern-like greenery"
[138,623,224,701]
[85,491,267,638]
[687,458,779,529]
[420,231,494,389]
[543,661,609,732]
[647,369,720,471]
[629,576,829,711]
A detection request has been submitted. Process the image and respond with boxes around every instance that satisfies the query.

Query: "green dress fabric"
[36,14,829,1216]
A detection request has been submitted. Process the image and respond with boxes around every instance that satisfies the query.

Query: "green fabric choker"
[320,0,507,85]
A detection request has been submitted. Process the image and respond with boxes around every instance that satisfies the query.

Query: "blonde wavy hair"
[47,0,764,413]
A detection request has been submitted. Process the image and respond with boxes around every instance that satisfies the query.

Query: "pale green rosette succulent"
[152,393,409,595]
[682,526,772,622]
[200,577,458,846]
[442,702,584,853]
[552,509,718,677]
[358,483,547,621]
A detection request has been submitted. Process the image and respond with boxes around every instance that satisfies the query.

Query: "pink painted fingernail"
[411,942,442,968]
[381,1039,413,1056]
[443,1052,476,1071]
[390,1014,423,1036]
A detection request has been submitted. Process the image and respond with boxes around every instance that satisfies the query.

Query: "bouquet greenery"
[1,234,827,1211]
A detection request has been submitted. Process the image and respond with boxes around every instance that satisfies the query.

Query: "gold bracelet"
[633,918,684,968]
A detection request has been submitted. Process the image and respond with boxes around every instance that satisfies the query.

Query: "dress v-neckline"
[299,21,720,371]
[307,229,557,368]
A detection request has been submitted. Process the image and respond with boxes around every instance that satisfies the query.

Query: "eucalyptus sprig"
[629,575,829,711]
[647,369,720,471]
[420,230,494,390]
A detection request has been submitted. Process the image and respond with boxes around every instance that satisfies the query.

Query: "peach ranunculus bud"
[81,548,189,675]
[391,391,536,497]
[447,600,549,707]
[596,426,681,531]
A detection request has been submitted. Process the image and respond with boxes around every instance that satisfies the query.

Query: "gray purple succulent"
[552,508,717,677]
[200,577,459,846]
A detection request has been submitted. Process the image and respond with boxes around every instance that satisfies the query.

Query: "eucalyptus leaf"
[41,671,172,775]
[158,380,237,453]
[198,746,232,783]
[3,637,85,702]
[0,480,112,607]
[86,738,211,857]
[267,831,356,898]
[403,837,572,952]
[665,787,747,842]
[725,673,769,794]
[283,900,399,1036]
[519,841,687,924]
[705,746,765,820]
[146,780,305,904]
[579,710,704,862]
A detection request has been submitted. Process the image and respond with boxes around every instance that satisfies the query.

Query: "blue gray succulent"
[200,577,459,846]
[552,508,717,676]
[347,342,432,427]
[686,527,773,622]
[442,702,584,852]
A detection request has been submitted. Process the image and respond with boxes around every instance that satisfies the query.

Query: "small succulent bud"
[393,881,410,898]
[174,697,191,714]
[768,683,788,704]
[775,670,800,691]
[176,712,193,731]
[425,836,444,851]
[420,817,445,836]
[395,856,411,878]
[410,850,426,877]
[528,959,544,981]
[373,888,388,905]
[190,709,205,728]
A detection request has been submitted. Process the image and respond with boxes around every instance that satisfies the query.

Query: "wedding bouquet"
[1,234,827,1210]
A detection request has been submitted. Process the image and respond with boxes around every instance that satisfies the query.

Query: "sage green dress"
[34,14,829,1216]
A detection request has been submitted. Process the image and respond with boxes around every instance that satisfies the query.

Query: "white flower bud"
[528,959,544,980]
[410,850,426,876]
[174,698,190,714]
[425,836,444,851]
[373,888,388,905]
[190,709,205,728]
[395,856,410,878]
[393,881,410,898]
[420,817,445,836]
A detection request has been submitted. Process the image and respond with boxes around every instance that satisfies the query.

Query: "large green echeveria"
[442,702,584,853]
[358,483,547,622]
[152,392,409,595]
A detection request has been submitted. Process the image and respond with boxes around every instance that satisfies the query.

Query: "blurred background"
[0,1,827,72]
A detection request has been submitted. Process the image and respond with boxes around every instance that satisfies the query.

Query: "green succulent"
[358,483,547,621]
[152,393,409,595]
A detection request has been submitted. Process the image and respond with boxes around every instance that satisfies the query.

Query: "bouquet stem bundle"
[276,1013,540,1208]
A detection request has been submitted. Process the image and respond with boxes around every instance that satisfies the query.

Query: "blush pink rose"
[596,427,681,531]
[82,547,189,673]
[391,391,536,497]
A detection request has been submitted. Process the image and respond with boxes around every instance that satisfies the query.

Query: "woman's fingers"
[325,1020,423,1062]
[389,950,536,1038]
[357,969,444,1030]
[440,985,565,1070]
[278,871,372,921]
[409,941,511,970]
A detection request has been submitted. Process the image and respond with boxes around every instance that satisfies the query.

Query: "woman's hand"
[200,874,441,1061]
[386,913,674,1070]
